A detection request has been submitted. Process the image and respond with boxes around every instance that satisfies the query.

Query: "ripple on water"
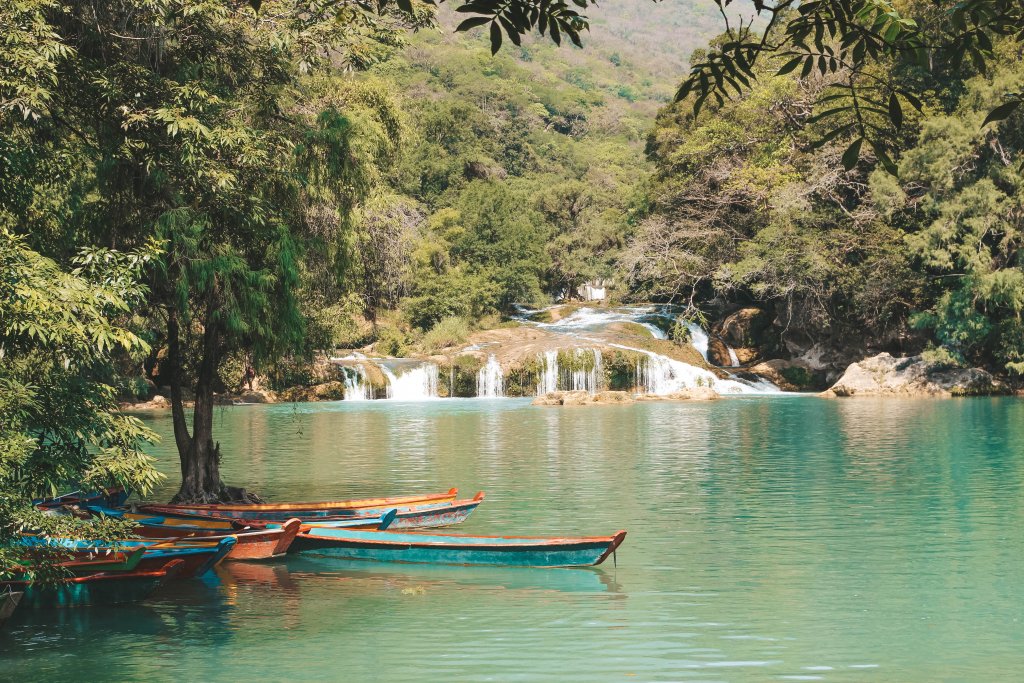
[4,397,1024,681]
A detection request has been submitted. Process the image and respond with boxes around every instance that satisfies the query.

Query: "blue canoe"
[18,536,236,578]
[3,560,184,609]
[289,527,627,567]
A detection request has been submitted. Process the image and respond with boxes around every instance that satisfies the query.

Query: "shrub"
[421,317,470,353]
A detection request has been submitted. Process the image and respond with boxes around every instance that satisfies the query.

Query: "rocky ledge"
[822,353,1006,398]
[532,387,719,406]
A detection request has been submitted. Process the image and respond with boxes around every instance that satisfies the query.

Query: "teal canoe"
[2,559,184,609]
[289,528,627,567]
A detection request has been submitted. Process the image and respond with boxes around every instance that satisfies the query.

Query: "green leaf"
[842,137,864,170]
[776,56,803,75]
[808,123,855,150]
[982,100,1022,126]
[489,21,503,54]
[456,16,492,31]
[888,93,903,129]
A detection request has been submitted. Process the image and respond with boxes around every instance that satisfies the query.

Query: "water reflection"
[13,397,1021,681]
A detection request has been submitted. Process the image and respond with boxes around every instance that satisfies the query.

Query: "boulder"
[636,387,720,402]
[823,353,1005,397]
[744,359,827,392]
[532,390,635,406]
[718,308,774,348]
[707,338,732,367]
[120,394,170,410]
[236,389,276,404]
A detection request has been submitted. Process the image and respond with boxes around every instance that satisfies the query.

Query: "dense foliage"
[0,230,157,578]
[627,19,1024,371]
[2,0,1022,512]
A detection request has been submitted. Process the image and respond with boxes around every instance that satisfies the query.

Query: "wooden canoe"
[2,559,184,609]
[86,504,251,537]
[61,547,147,573]
[1,591,22,627]
[20,536,237,578]
[289,527,627,567]
[304,493,485,530]
[136,488,460,520]
[35,486,130,510]
[15,546,147,573]
[168,519,303,561]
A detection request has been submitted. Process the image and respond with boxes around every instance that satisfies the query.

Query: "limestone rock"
[744,359,826,392]
[718,308,773,348]
[236,389,276,404]
[824,353,1004,398]
[636,387,720,402]
[120,394,169,410]
[707,338,732,367]
[532,390,635,406]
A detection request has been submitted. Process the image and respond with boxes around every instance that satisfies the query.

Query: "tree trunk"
[167,306,230,503]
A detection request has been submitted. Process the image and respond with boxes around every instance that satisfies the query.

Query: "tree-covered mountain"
[310,1,753,351]
[625,9,1024,375]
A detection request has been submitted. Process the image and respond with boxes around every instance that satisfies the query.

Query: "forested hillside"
[307,1,743,354]
[3,0,1022,514]
[625,9,1024,375]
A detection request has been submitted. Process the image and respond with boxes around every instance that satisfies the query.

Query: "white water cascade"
[476,355,505,398]
[622,345,779,395]
[569,348,603,393]
[537,350,559,395]
[381,363,440,401]
[726,346,741,368]
[535,349,604,395]
[341,366,373,401]
[684,322,710,362]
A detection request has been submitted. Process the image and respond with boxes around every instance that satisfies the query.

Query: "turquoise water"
[3,396,1024,681]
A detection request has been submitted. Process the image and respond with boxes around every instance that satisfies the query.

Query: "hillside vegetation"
[310,0,754,354]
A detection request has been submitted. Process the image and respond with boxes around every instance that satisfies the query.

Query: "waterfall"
[727,346,740,368]
[568,349,603,393]
[476,355,505,398]
[635,353,718,395]
[621,345,779,395]
[684,322,710,361]
[342,366,373,401]
[535,349,603,395]
[536,350,559,395]
[381,363,439,401]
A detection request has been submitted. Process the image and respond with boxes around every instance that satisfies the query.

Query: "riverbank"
[119,304,1019,411]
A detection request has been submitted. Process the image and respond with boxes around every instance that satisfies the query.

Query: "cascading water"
[341,366,373,401]
[618,344,778,395]
[535,349,603,395]
[568,349,603,393]
[727,346,741,368]
[684,323,710,361]
[476,355,505,398]
[537,350,559,395]
[381,363,439,401]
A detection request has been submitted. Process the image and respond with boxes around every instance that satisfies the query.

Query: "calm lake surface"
[4,396,1024,681]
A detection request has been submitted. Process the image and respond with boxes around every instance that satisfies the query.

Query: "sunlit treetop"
[355,0,1024,171]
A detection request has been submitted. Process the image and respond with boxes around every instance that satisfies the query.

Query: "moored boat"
[136,488,460,521]
[34,486,130,510]
[1,591,22,627]
[16,546,147,574]
[154,519,304,561]
[299,493,485,530]
[289,527,627,567]
[2,559,184,609]
[19,536,237,578]
[86,504,388,535]
[85,504,252,537]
